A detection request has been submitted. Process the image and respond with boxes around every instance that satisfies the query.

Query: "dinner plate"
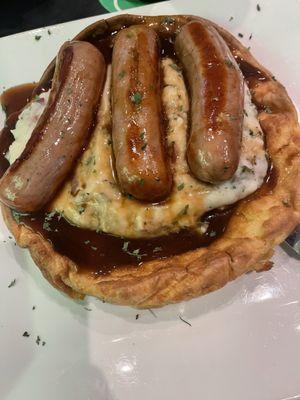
[1,1,300,399]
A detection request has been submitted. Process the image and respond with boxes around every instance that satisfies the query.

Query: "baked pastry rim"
[2,14,300,308]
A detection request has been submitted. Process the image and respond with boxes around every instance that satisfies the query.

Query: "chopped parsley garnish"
[84,307,92,311]
[85,155,96,166]
[177,183,185,191]
[12,210,24,224]
[256,3,261,11]
[179,315,192,326]
[238,33,244,38]
[122,241,129,252]
[138,178,145,186]
[78,205,86,215]
[140,131,146,140]
[91,246,98,251]
[118,70,126,79]
[249,33,253,40]
[241,165,254,174]
[161,16,175,25]
[177,204,189,218]
[130,91,142,105]
[47,29,52,35]
[34,35,42,41]
[148,309,157,318]
[141,143,147,151]
[135,314,139,320]
[264,106,273,114]
[84,240,90,245]
[122,241,146,261]
[243,109,248,117]
[126,193,135,200]
[229,16,234,21]
[153,247,162,253]
[225,58,234,68]
[170,63,181,72]
[36,336,41,345]
[23,331,30,337]
[8,279,16,288]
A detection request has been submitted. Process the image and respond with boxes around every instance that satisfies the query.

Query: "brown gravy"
[0,33,274,277]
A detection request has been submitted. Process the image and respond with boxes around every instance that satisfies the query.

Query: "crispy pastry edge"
[2,14,300,308]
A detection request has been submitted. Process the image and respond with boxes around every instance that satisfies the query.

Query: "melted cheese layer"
[8,59,268,238]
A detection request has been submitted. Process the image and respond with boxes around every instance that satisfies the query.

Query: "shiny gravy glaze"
[0,32,275,276]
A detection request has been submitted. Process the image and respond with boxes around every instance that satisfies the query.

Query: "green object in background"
[99,0,149,12]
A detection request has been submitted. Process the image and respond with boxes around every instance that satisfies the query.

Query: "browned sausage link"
[111,25,172,202]
[0,41,106,212]
[175,20,244,183]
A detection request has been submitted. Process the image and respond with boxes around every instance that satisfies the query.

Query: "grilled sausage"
[175,20,244,183]
[111,25,171,202]
[0,40,106,212]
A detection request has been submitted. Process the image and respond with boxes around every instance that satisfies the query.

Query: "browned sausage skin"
[0,41,106,212]
[175,20,244,183]
[111,25,172,202]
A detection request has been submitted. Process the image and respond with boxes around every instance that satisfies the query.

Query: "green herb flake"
[78,205,86,215]
[122,241,130,252]
[170,63,181,72]
[118,70,126,79]
[153,247,162,253]
[140,131,146,140]
[141,143,147,151]
[179,315,192,326]
[8,279,16,288]
[85,155,96,166]
[23,331,30,337]
[135,314,139,320]
[84,240,90,245]
[177,183,185,191]
[225,58,234,68]
[130,91,142,105]
[178,204,189,218]
[161,16,175,26]
[139,178,145,186]
[256,3,261,11]
[243,109,248,117]
[241,165,254,174]
[238,33,244,38]
[91,246,98,251]
[36,335,41,345]
[249,33,253,40]
[264,106,272,114]
[229,16,234,21]
[12,210,23,224]
[43,221,52,232]
[34,35,42,41]
[47,29,52,35]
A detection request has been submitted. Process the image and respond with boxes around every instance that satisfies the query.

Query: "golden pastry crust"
[2,14,300,308]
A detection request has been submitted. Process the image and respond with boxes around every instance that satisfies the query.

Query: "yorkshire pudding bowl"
[1,14,300,308]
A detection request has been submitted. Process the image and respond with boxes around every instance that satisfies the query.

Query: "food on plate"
[0,14,300,308]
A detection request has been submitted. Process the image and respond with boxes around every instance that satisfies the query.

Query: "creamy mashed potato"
[7,59,268,238]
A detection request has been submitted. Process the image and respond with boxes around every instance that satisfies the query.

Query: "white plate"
[1,1,300,399]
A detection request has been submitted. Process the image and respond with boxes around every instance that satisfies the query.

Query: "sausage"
[175,20,244,183]
[0,41,106,212]
[111,25,172,202]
